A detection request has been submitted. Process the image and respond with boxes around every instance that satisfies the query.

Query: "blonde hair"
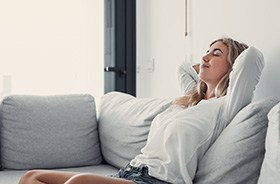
[174,37,248,107]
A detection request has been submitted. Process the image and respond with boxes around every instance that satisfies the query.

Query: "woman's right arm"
[177,61,199,95]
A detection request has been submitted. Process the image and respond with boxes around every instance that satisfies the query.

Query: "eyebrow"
[207,48,223,53]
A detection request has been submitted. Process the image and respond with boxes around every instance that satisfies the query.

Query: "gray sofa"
[0,92,279,184]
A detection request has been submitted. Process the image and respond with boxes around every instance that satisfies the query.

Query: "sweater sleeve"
[177,61,199,95]
[223,46,265,122]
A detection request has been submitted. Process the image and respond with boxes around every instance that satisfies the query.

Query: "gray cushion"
[258,102,280,184]
[0,94,102,169]
[194,96,279,184]
[98,92,173,168]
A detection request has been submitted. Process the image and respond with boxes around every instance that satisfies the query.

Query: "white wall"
[137,0,186,98]
[137,0,280,101]
[190,0,280,101]
[0,0,104,102]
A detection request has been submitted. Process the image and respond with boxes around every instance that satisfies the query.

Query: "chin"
[199,74,208,82]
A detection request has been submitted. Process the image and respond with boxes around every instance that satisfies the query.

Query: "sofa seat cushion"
[98,92,173,168]
[258,102,280,183]
[194,96,279,184]
[0,94,102,170]
[0,164,118,184]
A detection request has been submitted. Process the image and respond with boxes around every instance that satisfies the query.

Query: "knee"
[64,173,89,184]
[19,170,42,184]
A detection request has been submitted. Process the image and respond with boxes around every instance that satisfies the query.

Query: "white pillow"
[98,92,173,168]
[258,102,280,184]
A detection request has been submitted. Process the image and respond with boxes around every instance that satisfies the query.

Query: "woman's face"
[199,41,230,86]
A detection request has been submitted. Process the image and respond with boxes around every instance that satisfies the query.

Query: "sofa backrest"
[194,96,280,184]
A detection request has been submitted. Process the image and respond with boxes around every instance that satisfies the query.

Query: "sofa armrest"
[0,94,102,170]
[258,102,280,183]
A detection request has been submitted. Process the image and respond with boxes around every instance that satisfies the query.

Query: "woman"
[19,37,264,184]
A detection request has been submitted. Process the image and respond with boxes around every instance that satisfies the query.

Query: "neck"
[204,85,216,100]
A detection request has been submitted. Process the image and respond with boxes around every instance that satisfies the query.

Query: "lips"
[201,63,209,68]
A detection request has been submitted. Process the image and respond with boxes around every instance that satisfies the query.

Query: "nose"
[202,53,210,62]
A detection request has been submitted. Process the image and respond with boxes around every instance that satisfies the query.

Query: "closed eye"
[213,49,222,56]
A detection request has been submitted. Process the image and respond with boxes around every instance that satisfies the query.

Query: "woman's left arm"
[224,46,265,122]
[177,61,199,95]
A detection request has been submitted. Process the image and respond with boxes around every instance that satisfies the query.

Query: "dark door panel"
[104,0,136,96]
